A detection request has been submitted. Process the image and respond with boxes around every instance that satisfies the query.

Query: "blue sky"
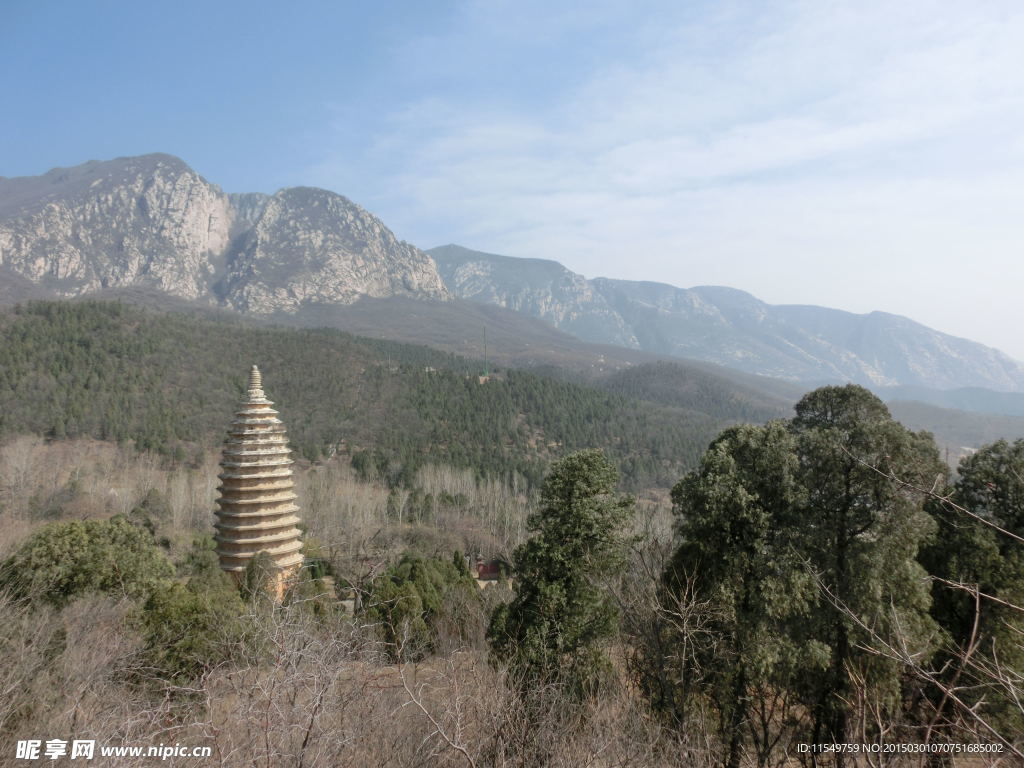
[3,0,1023,358]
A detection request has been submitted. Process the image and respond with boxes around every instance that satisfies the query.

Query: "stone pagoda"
[214,365,303,598]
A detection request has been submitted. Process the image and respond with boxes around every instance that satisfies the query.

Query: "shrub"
[140,572,246,684]
[0,516,174,607]
[363,552,479,660]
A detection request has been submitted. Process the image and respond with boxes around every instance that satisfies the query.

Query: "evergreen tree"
[790,385,945,757]
[0,515,174,606]
[0,300,723,490]
[363,552,479,661]
[140,571,246,684]
[921,439,1024,736]
[665,422,817,768]
[488,449,634,695]
[655,386,949,764]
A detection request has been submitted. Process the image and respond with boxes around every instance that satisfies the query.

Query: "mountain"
[0,154,447,312]
[886,400,1024,460]
[429,245,1024,393]
[0,154,231,299]
[265,295,798,400]
[875,386,1024,418]
[581,359,1024,461]
[0,300,785,491]
[219,186,447,312]
[3,154,1021,394]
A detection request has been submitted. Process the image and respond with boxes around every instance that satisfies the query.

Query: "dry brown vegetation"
[0,436,536,565]
[0,587,705,768]
[0,435,1019,767]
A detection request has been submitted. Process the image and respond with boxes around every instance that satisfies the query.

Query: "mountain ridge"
[429,244,1024,392]
[0,154,448,313]
[1,153,1020,393]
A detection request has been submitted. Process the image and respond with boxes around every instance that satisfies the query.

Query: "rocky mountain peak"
[0,154,233,299]
[221,186,448,314]
[0,154,449,312]
[430,244,638,347]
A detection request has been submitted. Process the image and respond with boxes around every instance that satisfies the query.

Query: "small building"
[474,555,512,588]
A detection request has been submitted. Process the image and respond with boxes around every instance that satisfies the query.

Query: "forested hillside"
[597,361,789,424]
[887,399,1024,456]
[592,360,1024,460]
[0,301,747,490]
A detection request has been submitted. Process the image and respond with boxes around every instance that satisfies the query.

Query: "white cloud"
[308,0,1024,358]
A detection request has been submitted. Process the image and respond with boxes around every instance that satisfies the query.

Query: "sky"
[2,0,1023,358]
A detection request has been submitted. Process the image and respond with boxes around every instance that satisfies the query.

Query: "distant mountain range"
[2,153,1022,395]
[429,245,1024,393]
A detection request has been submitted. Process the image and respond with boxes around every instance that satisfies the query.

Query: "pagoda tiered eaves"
[214,366,303,587]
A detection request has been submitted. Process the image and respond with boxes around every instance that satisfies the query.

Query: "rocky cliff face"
[227,192,271,228]
[0,154,232,299]
[0,155,449,312]
[432,244,637,347]
[223,187,447,313]
[3,154,1019,393]
[430,245,1024,392]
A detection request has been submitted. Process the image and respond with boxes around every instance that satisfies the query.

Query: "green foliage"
[124,488,171,544]
[921,439,1024,731]
[0,300,742,491]
[140,570,246,684]
[366,579,429,660]
[0,516,174,606]
[665,422,819,766]
[137,534,248,684]
[790,385,945,744]
[659,386,949,761]
[363,552,479,661]
[178,535,222,580]
[599,361,789,424]
[488,449,634,696]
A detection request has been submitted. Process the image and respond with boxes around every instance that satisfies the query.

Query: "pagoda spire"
[214,365,303,598]
[248,364,264,398]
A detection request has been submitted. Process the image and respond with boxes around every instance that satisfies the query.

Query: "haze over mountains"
[430,245,1024,393]
[2,153,1022,398]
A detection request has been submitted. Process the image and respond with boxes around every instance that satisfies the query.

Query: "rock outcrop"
[222,187,448,314]
[432,244,638,348]
[0,154,449,312]
[0,154,232,299]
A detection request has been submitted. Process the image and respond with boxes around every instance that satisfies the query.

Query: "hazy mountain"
[3,153,1021,395]
[430,244,1024,392]
[589,360,1024,461]
[875,386,1024,418]
[0,154,448,313]
[886,399,1024,460]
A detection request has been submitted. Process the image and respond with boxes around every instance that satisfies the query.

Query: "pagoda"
[214,365,303,598]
